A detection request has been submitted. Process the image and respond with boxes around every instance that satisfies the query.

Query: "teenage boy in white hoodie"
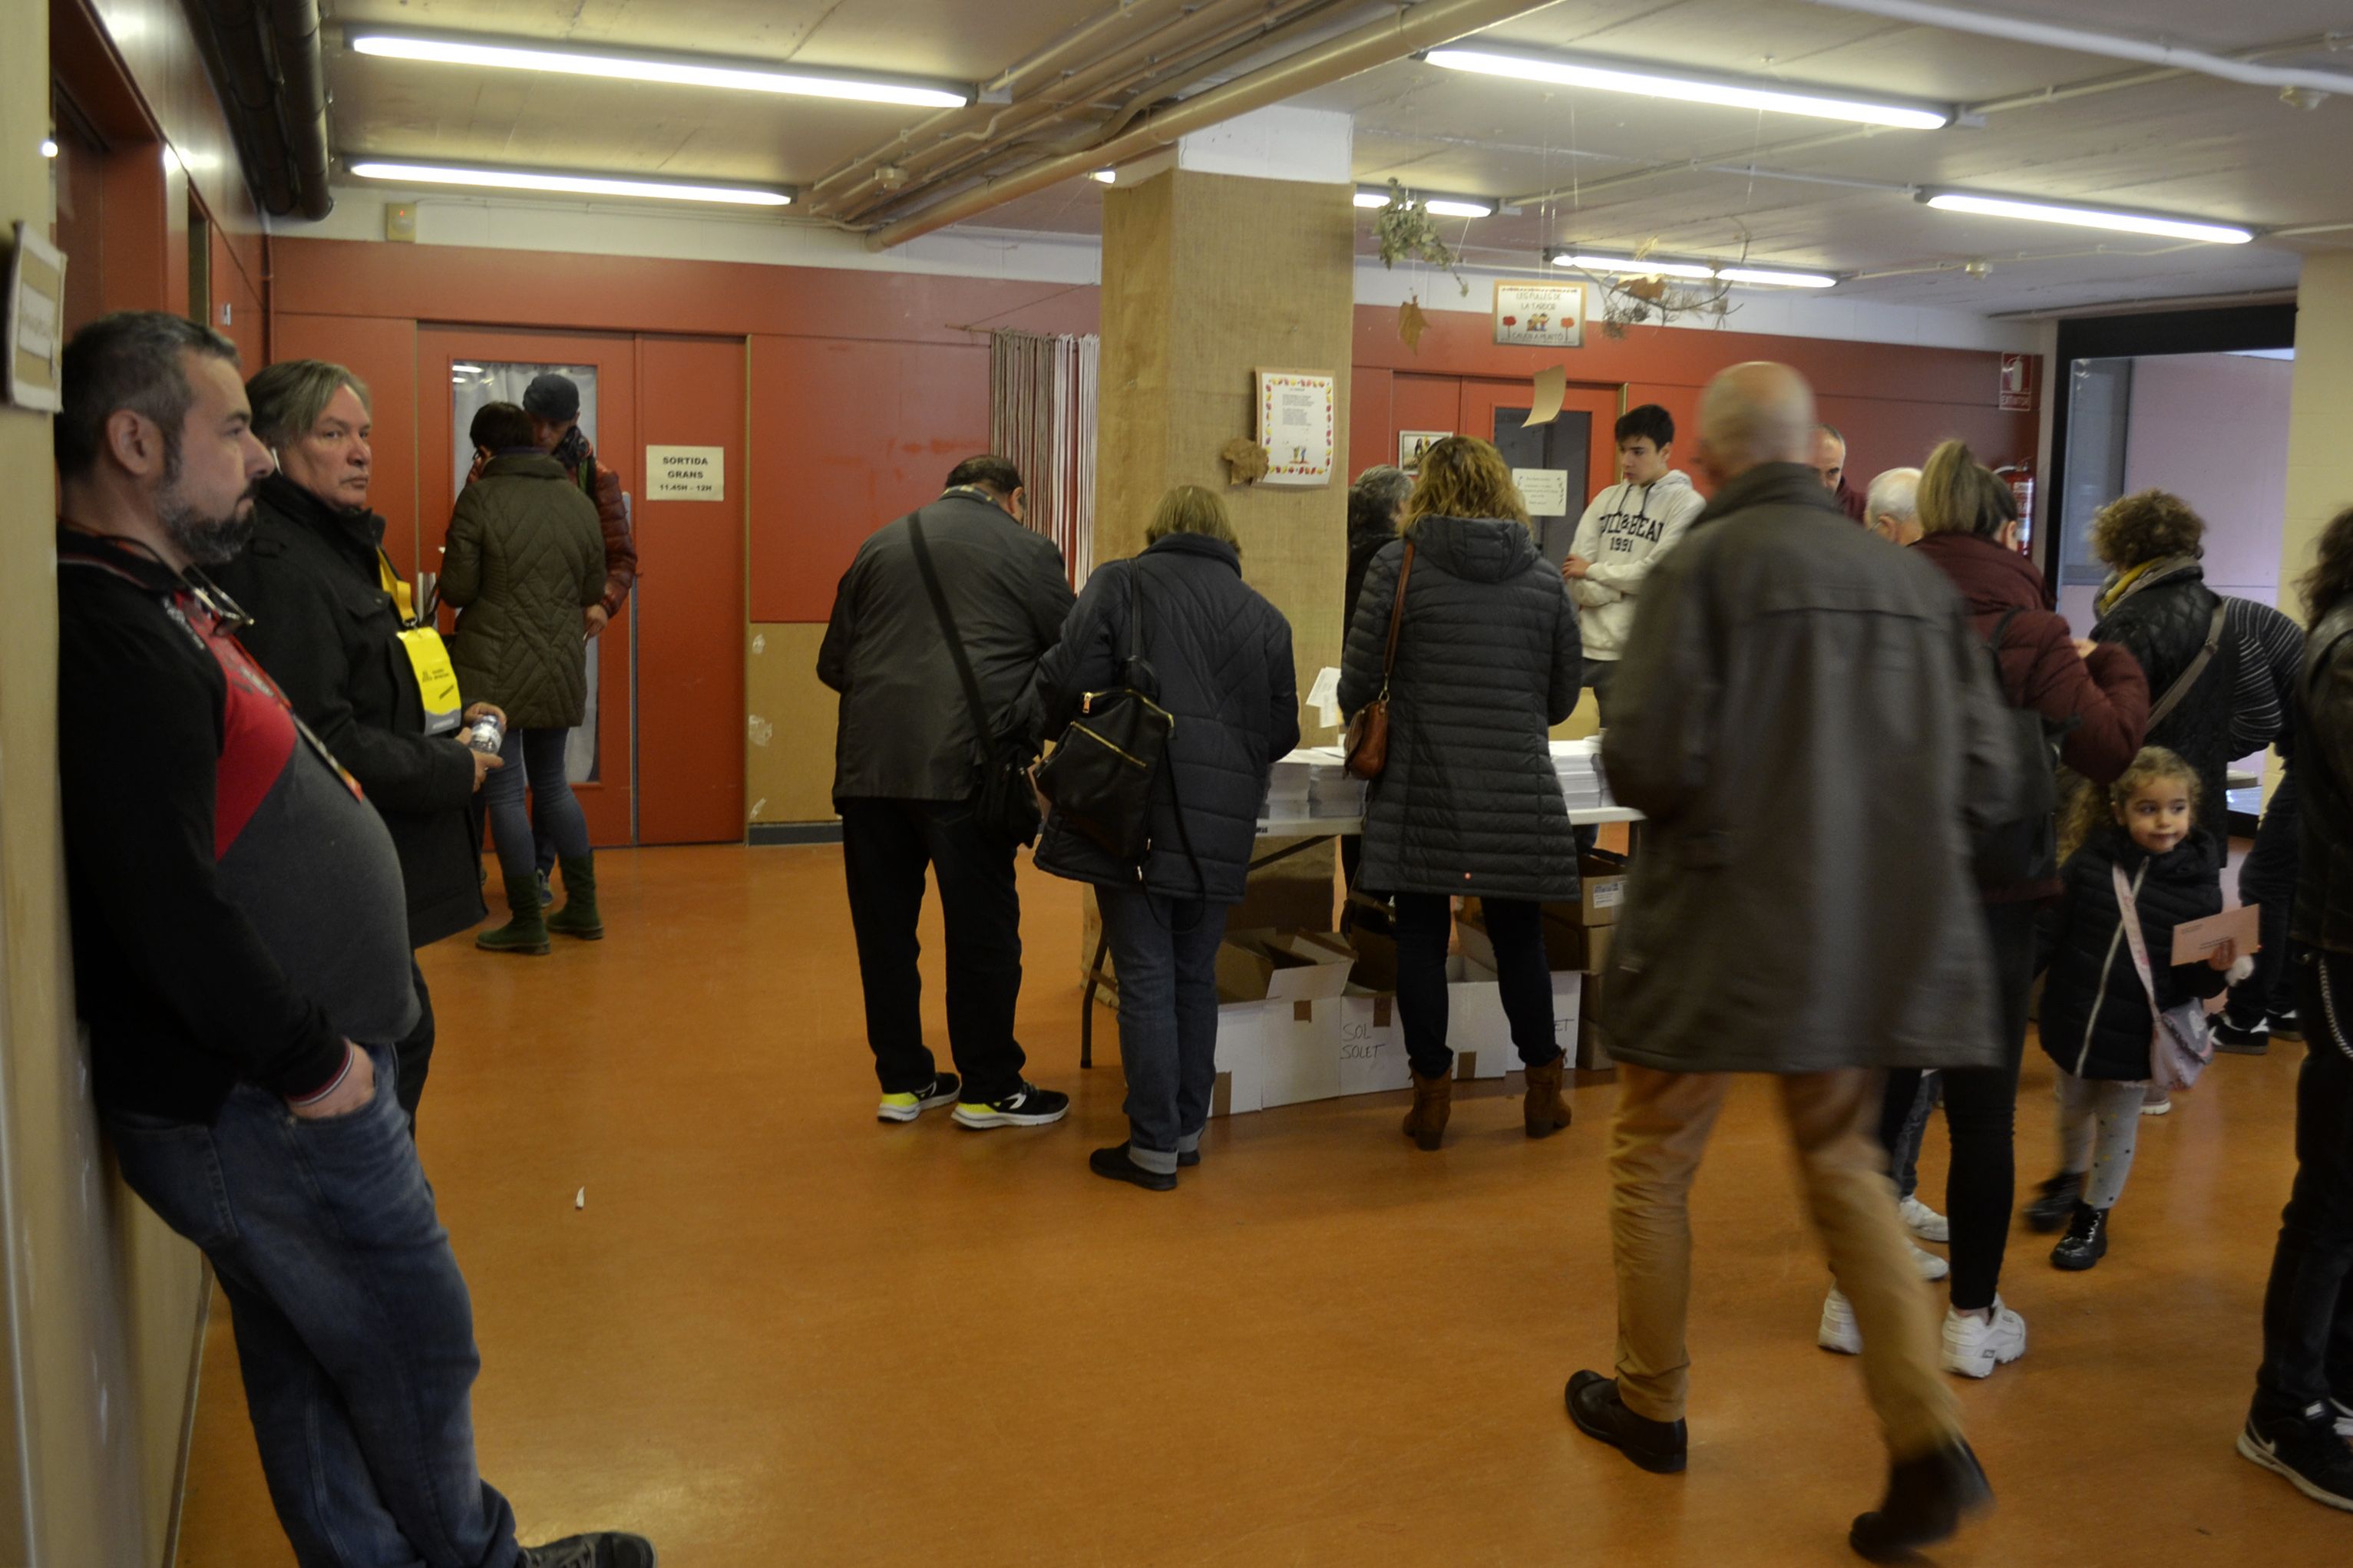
[1562,404,1705,721]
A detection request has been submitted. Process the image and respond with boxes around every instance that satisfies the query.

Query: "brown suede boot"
[1523,1056,1574,1139]
[1402,1069,1452,1152]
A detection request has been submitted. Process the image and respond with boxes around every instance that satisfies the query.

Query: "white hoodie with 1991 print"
[1566,470,1704,661]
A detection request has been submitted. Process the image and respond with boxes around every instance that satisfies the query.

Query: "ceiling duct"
[187,0,334,220]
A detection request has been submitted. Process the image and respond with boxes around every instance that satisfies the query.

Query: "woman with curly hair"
[2238,503,2353,1512]
[1338,436,1585,1150]
[2088,489,2240,840]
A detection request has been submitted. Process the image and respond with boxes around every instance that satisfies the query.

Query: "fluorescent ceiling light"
[1089,169,1116,184]
[452,363,485,374]
[1920,190,2252,244]
[1715,266,1838,289]
[349,29,973,109]
[349,160,794,206]
[1353,186,1495,218]
[40,137,58,157]
[1427,46,1949,130]
[1557,253,1715,280]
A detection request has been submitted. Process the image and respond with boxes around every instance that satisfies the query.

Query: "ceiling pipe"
[191,0,334,220]
[1803,3,2353,97]
[864,0,1565,250]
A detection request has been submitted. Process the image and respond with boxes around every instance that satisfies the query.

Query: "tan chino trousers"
[1608,1062,1962,1462]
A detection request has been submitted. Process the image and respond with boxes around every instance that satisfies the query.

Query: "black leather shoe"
[1849,1439,1992,1561]
[1089,1143,1177,1191]
[2051,1202,2110,1270]
[1565,1370,1687,1474]
[1178,1149,1201,1167]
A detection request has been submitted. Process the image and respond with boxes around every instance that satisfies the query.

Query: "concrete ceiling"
[319,0,2353,317]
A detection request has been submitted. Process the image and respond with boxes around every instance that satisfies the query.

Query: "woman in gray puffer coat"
[443,401,606,953]
[1339,436,1584,1150]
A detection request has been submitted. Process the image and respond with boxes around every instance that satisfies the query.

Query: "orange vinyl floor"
[174,844,2333,1566]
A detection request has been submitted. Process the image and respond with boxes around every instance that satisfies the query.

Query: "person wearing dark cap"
[520,371,636,635]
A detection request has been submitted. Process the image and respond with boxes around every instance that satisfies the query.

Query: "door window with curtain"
[990,329,1099,586]
[450,361,602,785]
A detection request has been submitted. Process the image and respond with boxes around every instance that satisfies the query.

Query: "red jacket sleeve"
[2011,616,2150,784]
[591,460,636,615]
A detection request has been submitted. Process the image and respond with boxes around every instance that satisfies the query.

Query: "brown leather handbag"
[1343,541,1414,781]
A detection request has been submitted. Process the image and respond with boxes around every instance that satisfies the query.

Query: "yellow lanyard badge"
[379,551,463,735]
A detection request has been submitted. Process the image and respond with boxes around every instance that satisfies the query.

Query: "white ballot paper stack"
[1550,738,1615,812]
[1260,747,1363,827]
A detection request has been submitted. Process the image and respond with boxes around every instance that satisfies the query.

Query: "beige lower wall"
[2284,253,2353,604]
[2,2,210,1556]
[747,623,841,824]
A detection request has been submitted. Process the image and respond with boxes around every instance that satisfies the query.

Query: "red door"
[419,326,638,847]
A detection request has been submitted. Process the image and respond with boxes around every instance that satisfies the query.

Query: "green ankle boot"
[546,853,603,940]
[476,888,550,954]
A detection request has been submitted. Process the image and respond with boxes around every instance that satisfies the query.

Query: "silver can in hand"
[463,711,505,756]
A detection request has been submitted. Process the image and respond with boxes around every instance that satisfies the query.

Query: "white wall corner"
[1175,106,1351,184]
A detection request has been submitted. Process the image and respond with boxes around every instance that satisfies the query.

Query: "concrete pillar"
[1096,106,1357,721]
[2283,253,2353,616]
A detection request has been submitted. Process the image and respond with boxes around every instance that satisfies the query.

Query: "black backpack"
[1971,609,2073,889]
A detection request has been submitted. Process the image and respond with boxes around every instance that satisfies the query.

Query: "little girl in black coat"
[2031,748,2247,1269]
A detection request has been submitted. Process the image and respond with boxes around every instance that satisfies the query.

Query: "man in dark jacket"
[55,312,651,1568]
[1565,363,2006,1560]
[1813,423,1869,523]
[2240,503,2353,1510]
[212,359,498,1123]
[819,455,1077,1130]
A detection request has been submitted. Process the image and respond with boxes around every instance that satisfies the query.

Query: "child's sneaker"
[2025,1171,2081,1232]
[1899,1193,1951,1243]
[2051,1202,2110,1270]
[2238,1403,2353,1512]
[1942,1299,2027,1378]
[2140,1084,2173,1116]
[1818,1288,1862,1355]
[876,1073,960,1124]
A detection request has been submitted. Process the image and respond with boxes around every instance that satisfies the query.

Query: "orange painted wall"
[273,314,421,576]
[638,335,749,841]
[1352,307,2038,498]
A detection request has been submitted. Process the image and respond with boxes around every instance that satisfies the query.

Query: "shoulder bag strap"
[1376,541,1416,697]
[2109,863,2163,1012]
[907,516,996,745]
[2146,603,2228,731]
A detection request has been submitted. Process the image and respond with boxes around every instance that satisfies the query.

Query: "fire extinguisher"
[1997,460,2034,555]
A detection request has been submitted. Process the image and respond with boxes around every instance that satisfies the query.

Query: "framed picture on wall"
[1493,282,1585,348]
[1256,369,1337,487]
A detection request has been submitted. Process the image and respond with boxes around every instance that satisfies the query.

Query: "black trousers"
[1879,899,2038,1311]
[2254,951,2353,1418]
[392,959,434,1131]
[838,796,1027,1104]
[2232,767,2302,1025]
[1393,893,1563,1080]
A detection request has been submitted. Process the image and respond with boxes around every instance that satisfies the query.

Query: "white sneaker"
[1911,1241,1950,1282]
[1899,1194,1951,1243]
[2141,1086,2173,1116]
[1819,1288,1862,1355]
[1942,1299,2028,1378]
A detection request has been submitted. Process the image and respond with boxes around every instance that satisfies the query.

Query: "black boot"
[1565,1371,1687,1474]
[2024,1171,2081,1233]
[1849,1438,1992,1561]
[2051,1202,2110,1270]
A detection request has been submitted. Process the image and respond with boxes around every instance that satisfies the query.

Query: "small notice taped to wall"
[1514,468,1570,517]
[647,444,725,500]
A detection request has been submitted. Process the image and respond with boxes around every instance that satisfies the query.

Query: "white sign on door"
[646,444,725,500]
[1514,468,1570,517]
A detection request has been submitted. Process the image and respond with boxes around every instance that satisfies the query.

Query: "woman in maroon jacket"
[1883,441,2148,1378]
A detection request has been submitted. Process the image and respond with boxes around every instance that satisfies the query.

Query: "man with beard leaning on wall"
[54,312,653,1568]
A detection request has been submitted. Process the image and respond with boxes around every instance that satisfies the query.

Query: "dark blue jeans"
[484,726,590,903]
[1099,885,1229,1173]
[104,1045,517,1568]
[2254,952,2353,1418]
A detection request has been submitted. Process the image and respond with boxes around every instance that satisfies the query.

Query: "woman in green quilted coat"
[443,401,607,952]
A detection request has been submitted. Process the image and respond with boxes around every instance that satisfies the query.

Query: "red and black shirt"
[57,529,418,1123]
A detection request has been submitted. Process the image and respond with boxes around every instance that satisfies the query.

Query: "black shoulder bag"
[907,515,1043,847]
[1034,562,1176,863]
